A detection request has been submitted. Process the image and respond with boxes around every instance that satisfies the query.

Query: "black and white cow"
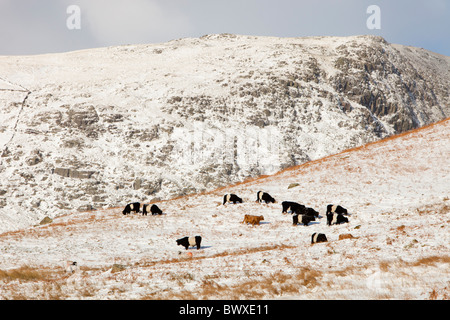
[142,204,163,215]
[304,207,319,218]
[293,214,315,226]
[311,233,328,244]
[282,201,305,214]
[176,236,202,250]
[326,204,348,215]
[256,191,276,204]
[223,194,243,205]
[122,202,140,215]
[151,204,163,215]
[326,212,349,226]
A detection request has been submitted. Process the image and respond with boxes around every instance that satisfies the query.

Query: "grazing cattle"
[176,236,202,250]
[282,202,318,218]
[142,204,162,215]
[242,214,264,226]
[256,191,276,204]
[327,204,348,215]
[304,207,319,218]
[281,201,305,214]
[122,202,140,215]
[311,233,328,244]
[150,204,163,215]
[293,214,315,226]
[223,194,243,205]
[326,212,349,226]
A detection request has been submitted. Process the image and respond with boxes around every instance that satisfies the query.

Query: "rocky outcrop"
[52,168,96,179]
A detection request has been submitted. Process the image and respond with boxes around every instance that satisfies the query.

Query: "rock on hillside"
[0,34,449,232]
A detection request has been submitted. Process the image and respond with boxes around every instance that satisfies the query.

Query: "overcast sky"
[0,0,449,56]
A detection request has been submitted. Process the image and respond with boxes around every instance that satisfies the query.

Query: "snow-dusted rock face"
[0,34,449,232]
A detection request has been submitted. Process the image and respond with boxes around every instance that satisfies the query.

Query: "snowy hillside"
[0,34,449,233]
[0,117,448,300]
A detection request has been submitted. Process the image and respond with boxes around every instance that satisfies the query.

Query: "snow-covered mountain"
[0,116,448,300]
[0,34,449,232]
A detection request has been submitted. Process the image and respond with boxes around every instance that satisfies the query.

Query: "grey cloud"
[0,0,448,56]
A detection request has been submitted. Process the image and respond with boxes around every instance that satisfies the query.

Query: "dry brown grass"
[136,244,295,269]
[0,265,54,282]
[0,212,112,241]
[0,265,69,299]
[2,254,448,299]
[154,253,450,300]
[428,286,449,300]
[338,233,356,240]
[410,255,450,267]
[154,266,323,300]
[416,203,450,216]
[0,263,109,299]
